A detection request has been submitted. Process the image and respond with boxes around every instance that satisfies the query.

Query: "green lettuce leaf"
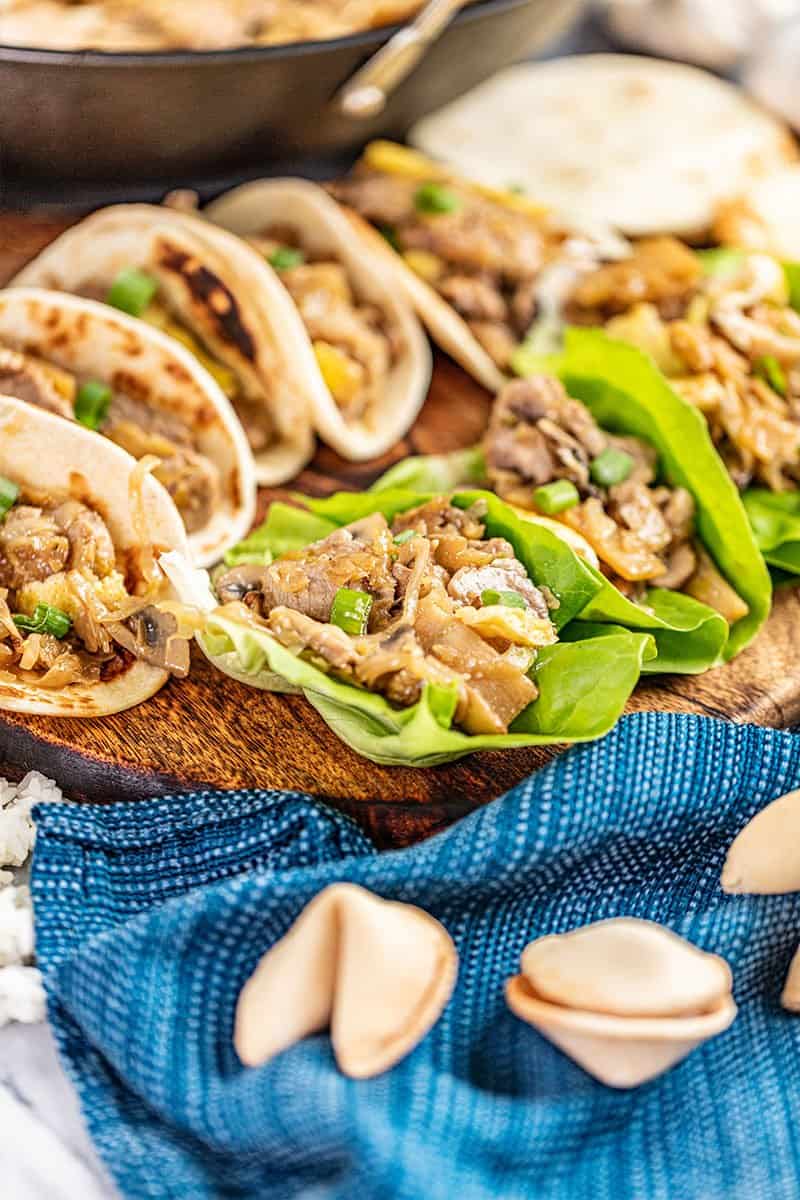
[742,489,800,573]
[370,446,485,493]
[513,327,770,659]
[226,504,336,563]
[195,490,655,765]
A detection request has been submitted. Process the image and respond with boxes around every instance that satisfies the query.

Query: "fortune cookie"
[235,883,457,1079]
[507,918,736,1088]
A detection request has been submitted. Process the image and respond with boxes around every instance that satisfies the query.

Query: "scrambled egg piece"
[16,570,130,622]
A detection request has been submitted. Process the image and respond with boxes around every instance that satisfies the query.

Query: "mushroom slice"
[721,789,800,895]
[520,919,731,1018]
[234,883,457,1079]
[505,975,736,1089]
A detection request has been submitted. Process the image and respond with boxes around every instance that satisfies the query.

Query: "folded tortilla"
[207,178,432,462]
[0,395,189,717]
[12,205,319,486]
[409,55,797,239]
[0,287,255,568]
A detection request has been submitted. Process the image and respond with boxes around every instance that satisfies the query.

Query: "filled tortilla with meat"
[0,395,192,717]
[206,178,431,461]
[12,205,318,486]
[327,141,618,394]
[0,287,255,568]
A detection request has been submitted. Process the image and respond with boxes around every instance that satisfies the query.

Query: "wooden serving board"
[1,212,799,848]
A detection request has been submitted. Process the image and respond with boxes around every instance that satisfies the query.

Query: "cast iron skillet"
[0,0,583,183]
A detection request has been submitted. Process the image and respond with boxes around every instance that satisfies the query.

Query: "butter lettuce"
[190,490,654,766]
[370,450,730,674]
[742,490,800,574]
[512,327,770,659]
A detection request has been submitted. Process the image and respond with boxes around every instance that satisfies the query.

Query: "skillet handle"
[333,0,470,120]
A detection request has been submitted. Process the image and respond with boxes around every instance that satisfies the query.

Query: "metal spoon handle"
[335,0,471,120]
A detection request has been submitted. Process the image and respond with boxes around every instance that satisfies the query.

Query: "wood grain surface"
[0,211,798,848]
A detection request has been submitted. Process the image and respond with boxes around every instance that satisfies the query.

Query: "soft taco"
[407,55,796,240]
[327,141,620,393]
[162,490,655,766]
[0,287,255,568]
[0,395,191,717]
[206,178,432,461]
[12,204,320,486]
[556,236,800,574]
[376,330,771,669]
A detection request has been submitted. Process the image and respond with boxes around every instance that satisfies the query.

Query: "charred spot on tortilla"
[156,244,257,363]
[164,359,193,386]
[67,470,93,504]
[117,327,144,358]
[228,466,243,509]
[40,304,60,331]
[110,368,154,409]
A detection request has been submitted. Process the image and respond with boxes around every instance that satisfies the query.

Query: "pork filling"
[565,237,704,326]
[249,225,401,422]
[483,376,748,623]
[0,343,220,534]
[328,173,562,371]
[589,251,800,494]
[0,485,189,686]
[215,498,559,736]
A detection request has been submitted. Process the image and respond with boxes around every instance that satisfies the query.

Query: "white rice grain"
[0,771,62,1027]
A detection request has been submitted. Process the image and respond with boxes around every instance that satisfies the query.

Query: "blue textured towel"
[31,712,800,1200]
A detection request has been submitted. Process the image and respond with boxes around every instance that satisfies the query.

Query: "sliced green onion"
[14,603,72,639]
[590,446,635,488]
[330,587,372,636]
[377,224,400,252]
[480,589,527,609]
[695,247,745,279]
[507,183,527,195]
[267,246,305,271]
[426,681,459,730]
[532,479,580,515]
[106,267,159,317]
[414,182,462,215]
[393,529,417,546]
[0,475,19,518]
[754,354,787,397]
[74,380,112,431]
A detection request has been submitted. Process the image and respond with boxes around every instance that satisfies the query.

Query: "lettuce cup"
[561,242,800,575]
[378,331,770,669]
[162,491,655,766]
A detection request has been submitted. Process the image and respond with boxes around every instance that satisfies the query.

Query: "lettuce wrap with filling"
[559,240,800,577]
[378,329,769,667]
[162,490,654,767]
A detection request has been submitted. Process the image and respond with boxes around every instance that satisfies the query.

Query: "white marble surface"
[0,1022,116,1200]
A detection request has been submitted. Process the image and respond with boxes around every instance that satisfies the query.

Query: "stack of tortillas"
[409,54,797,239]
